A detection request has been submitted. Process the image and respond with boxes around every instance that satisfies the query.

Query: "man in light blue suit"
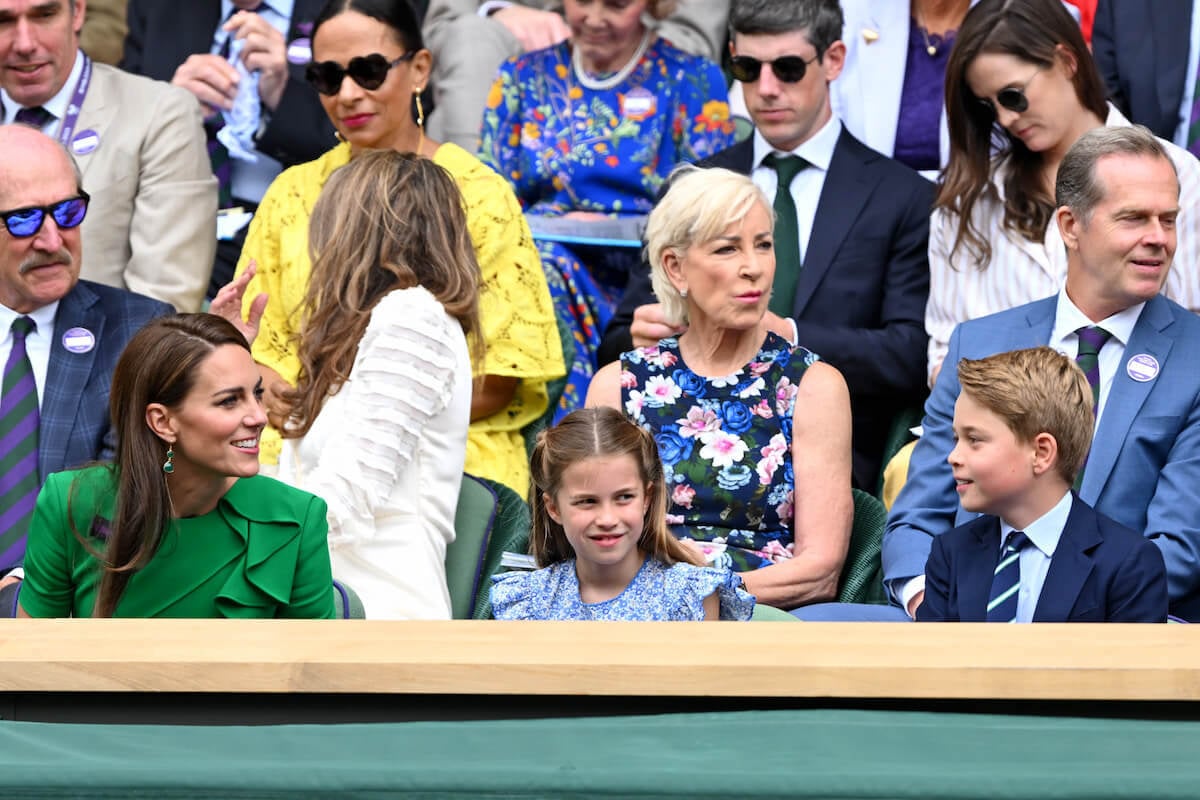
[800,124,1200,621]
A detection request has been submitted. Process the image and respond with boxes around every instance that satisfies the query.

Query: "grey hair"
[730,0,844,57]
[646,165,771,327]
[1056,125,1177,223]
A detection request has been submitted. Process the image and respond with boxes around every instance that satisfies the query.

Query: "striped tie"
[1074,325,1113,413]
[985,531,1029,623]
[0,317,41,569]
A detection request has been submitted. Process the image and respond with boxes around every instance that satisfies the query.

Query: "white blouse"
[277,287,473,619]
[926,106,1200,380]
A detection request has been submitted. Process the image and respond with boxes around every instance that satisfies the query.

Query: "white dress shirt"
[925,106,1200,381]
[0,302,60,410]
[750,116,841,264]
[1002,490,1073,623]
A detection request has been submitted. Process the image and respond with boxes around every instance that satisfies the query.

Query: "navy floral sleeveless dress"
[619,332,819,571]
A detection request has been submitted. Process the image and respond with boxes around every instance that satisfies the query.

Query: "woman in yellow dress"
[237,0,563,495]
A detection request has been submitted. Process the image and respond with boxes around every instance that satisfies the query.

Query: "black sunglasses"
[730,54,819,84]
[0,192,90,239]
[976,67,1044,115]
[305,51,416,96]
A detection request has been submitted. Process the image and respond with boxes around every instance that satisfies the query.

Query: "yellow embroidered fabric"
[237,141,563,494]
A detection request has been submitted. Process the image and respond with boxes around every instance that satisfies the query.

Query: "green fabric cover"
[444,474,498,619]
[472,478,532,619]
[750,603,798,621]
[2,709,1198,797]
[837,488,888,605]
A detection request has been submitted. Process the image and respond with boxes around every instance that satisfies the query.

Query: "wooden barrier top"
[1,620,1197,701]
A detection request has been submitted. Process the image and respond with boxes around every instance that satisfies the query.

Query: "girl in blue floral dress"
[490,408,754,621]
[478,0,736,418]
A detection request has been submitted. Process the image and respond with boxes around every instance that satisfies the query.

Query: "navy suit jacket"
[886,293,1200,621]
[121,0,334,170]
[918,496,1168,623]
[599,131,934,490]
[39,280,173,483]
[1093,0,1194,141]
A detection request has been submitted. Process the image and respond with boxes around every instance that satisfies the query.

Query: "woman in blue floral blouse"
[478,0,736,418]
[587,166,853,611]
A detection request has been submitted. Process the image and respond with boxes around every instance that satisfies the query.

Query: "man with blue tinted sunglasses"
[0,124,171,611]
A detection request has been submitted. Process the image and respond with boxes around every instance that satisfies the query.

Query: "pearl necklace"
[572,29,652,91]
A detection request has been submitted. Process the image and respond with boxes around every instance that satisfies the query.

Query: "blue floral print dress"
[479,37,735,418]
[620,333,820,572]
[490,557,755,620]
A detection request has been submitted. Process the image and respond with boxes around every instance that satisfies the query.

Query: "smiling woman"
[17,314,336,619]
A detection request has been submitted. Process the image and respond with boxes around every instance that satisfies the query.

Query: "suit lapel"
[1079,296,1173,500]
[957,519,1002,622]
[794,131,874,314]
[73,67,118,185]
[40,284,105,482]
[1032,498,1100,622]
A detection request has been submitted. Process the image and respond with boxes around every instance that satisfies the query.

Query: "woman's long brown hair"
[937,0,1108,268]
[85,314,251,617]
[284,150,482,436]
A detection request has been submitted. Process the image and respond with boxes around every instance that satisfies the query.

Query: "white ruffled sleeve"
[303,288,463,546]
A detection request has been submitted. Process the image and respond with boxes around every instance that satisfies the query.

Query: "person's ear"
[1031,432,1058,476]
[821,40,846,82]
[72,0,87,37]
[662,248,687,297]
[1057,204,1082,251]
[145,403,177,443]
[410,48,433,91]
[543,490,563,526]
[1054,43,1078,79]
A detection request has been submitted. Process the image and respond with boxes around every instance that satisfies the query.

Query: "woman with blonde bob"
[587,166,854,612]
[274,150,482,620]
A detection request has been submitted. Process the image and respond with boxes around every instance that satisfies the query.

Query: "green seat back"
[875,402,926,498]
[836,488,889,605]
[331,579,365,619]
[472,478,533,619]
[750,603,799,622]
[445,474,499,620]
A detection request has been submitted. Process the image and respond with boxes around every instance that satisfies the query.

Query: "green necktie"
[763,153,808,316]
[1073,325,1113,491]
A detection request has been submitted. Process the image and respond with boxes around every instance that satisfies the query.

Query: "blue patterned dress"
[620,333,819,572]
[479,37,735,418]
[490,557,755,620]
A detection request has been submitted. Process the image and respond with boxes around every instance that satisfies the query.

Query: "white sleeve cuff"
[478,1,514,16]
[5,567,24,581]
[899,575,925,619]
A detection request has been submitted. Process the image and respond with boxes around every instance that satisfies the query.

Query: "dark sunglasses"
[0,192,89,238]
[305,51,416,96]
[730,54,819,84]
[976,67,1044,115]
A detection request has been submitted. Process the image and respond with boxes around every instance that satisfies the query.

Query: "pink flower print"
[774,489,795,525]
[760,540,795,564]
[644,349,678,369]
[643,374,683,407]
[677,406,720,438]
[749,361,770,376]
[624,389,645,419]
[750,398,774,419]
[775,377,799,416]
[698,429,748,468]
[666,513,685,526]
[756,435,787,485]
[620,369,638,389]
[671,483,696,509]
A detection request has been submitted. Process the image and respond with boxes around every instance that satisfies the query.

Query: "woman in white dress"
[246,150,481,619]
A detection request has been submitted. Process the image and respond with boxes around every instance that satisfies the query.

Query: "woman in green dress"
[18,314,335,618]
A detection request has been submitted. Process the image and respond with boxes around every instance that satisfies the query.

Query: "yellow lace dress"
[237,141,563,495]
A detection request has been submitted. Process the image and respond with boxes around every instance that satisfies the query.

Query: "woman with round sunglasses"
[477,0,735,417]
[236,0,563,497]
[927,0,1200,383]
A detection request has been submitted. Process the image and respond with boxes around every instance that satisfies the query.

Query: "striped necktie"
[763,153,808,317]
[0,316,41,569]
[1074,325,1113,413]
[986,531,1029,622]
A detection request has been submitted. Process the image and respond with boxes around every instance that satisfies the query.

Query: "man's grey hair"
[1056,125,1178,222]
[730,0,844,58]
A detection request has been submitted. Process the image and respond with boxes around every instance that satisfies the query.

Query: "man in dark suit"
[0,124,171,592]
[121,0,334,295]
[599,0,933,492]
[1093,0,1197,145]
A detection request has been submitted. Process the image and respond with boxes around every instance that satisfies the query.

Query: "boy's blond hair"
[956,347,1094,484]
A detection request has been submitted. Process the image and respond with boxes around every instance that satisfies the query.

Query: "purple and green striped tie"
[0,316,40,569]
[1075,325,1113,413]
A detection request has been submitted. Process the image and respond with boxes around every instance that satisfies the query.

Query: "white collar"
[1050,289,1144,350]
[752,116,841,173]
[0,300,60,343]
[1000,490,1073,558]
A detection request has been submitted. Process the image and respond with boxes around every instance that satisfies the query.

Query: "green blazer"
[20,466,335,618]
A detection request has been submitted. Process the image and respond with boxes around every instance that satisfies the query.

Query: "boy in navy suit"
[918,347,1167,623]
